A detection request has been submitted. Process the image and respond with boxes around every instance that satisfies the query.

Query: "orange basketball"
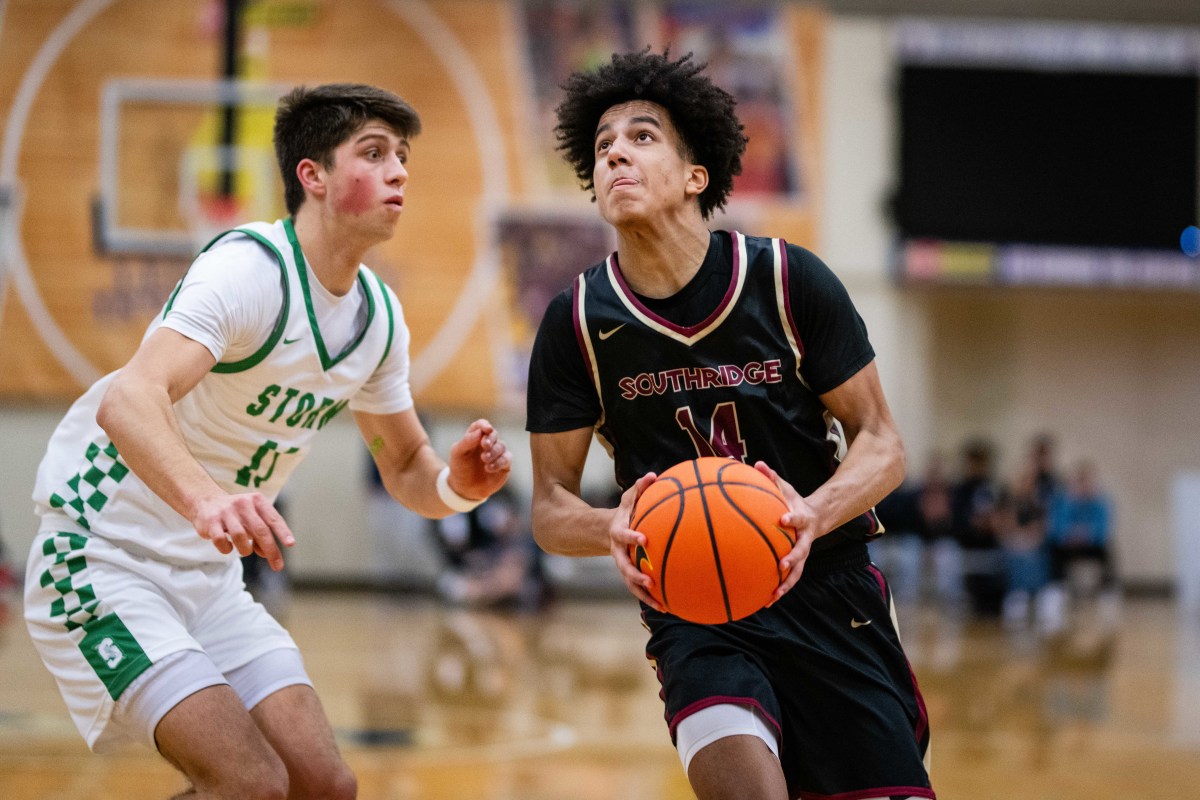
[629,457,795,624]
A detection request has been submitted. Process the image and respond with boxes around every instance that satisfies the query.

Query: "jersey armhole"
[197,228,291,374]
[370,270,396,370]
[571,275,597,394]
[572,274,609,431]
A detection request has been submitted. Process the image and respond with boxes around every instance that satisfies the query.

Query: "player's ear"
[296,158,326,199]
[685,164,708,199]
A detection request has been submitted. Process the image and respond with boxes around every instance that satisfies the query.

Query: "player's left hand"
[754,460,817,603]
[446,419,513,501]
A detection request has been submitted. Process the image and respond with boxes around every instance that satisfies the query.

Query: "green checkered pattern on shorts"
[38,531,153,699]
[39,532,99,632]
[48,441,129,531]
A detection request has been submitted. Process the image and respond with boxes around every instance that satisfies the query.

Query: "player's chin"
[599,199,645,227]
[373,209,402,233]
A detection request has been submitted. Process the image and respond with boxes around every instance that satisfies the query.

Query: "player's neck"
[614,219,710,299]
[290,209,371,297]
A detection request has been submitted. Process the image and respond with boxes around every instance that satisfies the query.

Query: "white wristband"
[436,466,484,513]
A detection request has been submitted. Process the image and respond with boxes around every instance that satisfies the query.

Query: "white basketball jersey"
[32,219,402,563]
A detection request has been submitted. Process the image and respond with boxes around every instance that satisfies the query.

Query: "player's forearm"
[375,441,460,519]
[805,423,906,538]
[96,374,226,520]
[531,484,614,557]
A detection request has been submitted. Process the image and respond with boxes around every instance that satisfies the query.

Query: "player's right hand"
[608,473,663,612]
[754,461,815,604]
[193,492,295,571]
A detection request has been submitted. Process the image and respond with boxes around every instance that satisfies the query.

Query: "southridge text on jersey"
[618,359,784,400]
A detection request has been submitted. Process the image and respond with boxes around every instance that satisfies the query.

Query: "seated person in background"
[951,439,1006,617]
[434,485,549,610]
[1041,460,1119,631]
[916,452,960,604]
[239,493,292,617]
[869,481,924,606]
[995,464,1050,629]
[1028,432,1063,507]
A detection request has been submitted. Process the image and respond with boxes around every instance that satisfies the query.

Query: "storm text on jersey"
[244,384,349,429]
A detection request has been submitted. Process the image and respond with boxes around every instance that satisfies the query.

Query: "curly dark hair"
[554,50,746,220]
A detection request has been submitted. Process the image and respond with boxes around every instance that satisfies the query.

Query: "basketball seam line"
[716,479,789,589]
[698,461,733,623]
[633,480,778,524]
[659,477,686,611]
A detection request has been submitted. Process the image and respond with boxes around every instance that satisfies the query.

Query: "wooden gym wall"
[0,0,825,411]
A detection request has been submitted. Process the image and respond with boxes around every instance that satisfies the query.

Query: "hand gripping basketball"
[629,457,796,624]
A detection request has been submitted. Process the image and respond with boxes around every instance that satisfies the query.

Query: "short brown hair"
[274,83,421,215]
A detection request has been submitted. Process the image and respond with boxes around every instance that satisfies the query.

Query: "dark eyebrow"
[354,131,407,149]
[594,115,664,141]
[629,115,663,128]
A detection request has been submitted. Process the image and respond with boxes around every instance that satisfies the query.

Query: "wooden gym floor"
[1,590,1198,799]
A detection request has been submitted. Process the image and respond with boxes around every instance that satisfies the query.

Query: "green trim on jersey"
[161,278,185,320]
[371,270,396,369]
[284,217,377,371]
[160,226,292,374]
[210,228,292,374]
[40,532,152,701]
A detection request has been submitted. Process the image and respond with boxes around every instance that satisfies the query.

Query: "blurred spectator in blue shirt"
[1047,462,1111,550]
[1040,461,1120,634]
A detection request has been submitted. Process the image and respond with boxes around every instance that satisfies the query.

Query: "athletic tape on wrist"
[436,466,484,513]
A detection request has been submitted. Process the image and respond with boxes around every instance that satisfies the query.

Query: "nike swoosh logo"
[599,324,626,340]
[283,337,302,345]
[851,618,872,628]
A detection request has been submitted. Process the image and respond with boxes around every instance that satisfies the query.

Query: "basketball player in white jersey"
[24,83,512,799]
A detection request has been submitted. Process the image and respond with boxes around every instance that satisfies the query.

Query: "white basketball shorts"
[24,519,305,753]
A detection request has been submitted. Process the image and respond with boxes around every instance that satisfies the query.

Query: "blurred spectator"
[1029,432,1063,506]
[1047,462,1113,558]
[952,439,1006,617]
[1041,461,1119,633]
[365,452,443,590]
[870,482,923,606]
[996,464,1050,629]
[916,453,959,605]
[1009,434,1059,630]
[241,494,290,618]
[433,485,550,611]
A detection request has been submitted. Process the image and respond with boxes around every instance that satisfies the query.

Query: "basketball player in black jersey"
[526,51,934,800]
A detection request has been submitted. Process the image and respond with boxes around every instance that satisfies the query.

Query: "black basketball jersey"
[529,230,882,560]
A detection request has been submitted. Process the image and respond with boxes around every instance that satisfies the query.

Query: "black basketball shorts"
[643,551,934,799]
